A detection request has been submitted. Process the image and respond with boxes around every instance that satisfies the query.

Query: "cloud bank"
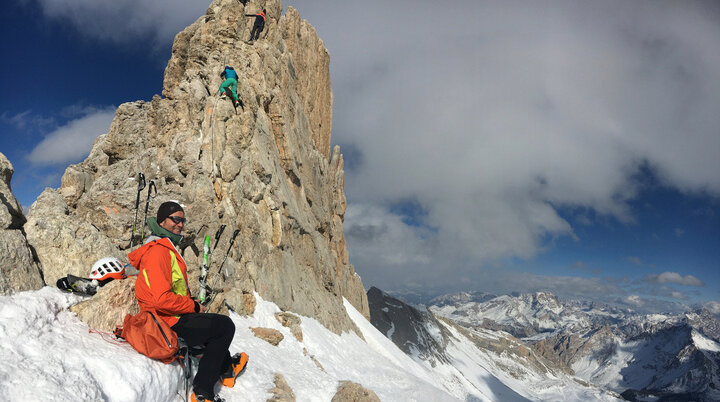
[28,0,207,48]
[28,107,115,166]
[645,272,705,287]
[289,0,720,299]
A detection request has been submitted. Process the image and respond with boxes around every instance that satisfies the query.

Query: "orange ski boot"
[220,352,249,388]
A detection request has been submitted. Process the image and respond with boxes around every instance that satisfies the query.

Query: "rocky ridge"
[367,286,451,365]
[20,0,368,335]
[0,152,44,294]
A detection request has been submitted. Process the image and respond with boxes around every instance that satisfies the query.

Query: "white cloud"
[626,256,656,269]
[615,294,689,313]
[645,271,705,287]
[28,0,208,48]
[1,110,54,130]
[670,291,685,299]
[701,301,720,315]
[2,110,32,129]
[288,0,720,293]
[27,107,115,166]
[624,295,642,306]
[344,203,433,268]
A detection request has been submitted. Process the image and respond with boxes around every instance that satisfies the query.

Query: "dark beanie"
[157,201,184,223]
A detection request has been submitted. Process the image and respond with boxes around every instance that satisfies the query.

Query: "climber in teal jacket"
[218,66,240,107]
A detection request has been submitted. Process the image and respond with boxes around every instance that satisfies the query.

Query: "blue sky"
[1,0,718,312]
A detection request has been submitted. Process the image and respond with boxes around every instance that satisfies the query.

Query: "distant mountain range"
[368,287,720,402]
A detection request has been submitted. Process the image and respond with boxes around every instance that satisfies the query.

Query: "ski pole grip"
[138,172,146,191]
[147,181,156,201]
[144,181,155,213]
[214,224,226,249]
[229,229,240,248]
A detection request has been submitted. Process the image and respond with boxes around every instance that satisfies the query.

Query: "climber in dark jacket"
[218,66,240,107]
[246,9,266,41]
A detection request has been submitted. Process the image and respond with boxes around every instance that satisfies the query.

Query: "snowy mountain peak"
[368,287,621,401]
[423,290,720,402]
[427,290,497,307]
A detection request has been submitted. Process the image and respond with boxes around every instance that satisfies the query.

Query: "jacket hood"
[128,237,176,269]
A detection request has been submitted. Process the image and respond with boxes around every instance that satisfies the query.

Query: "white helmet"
[90,257,126,281]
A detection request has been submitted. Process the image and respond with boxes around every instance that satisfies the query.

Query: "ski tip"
[56,277,71,291]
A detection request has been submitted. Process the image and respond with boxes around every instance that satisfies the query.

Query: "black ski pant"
[250,23,264,41]
[172,313,235,397]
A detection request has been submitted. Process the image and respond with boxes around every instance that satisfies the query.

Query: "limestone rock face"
[251,326,284,346]
[0,153,25,230]
[268,373,296,402]
[25,189,124,286]
[275,311,303,342]
[331,381,380,402]
[0,152,44,294]
[24,0,368,334]
[69,278,139,332]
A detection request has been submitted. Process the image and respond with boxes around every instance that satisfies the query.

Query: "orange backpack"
[116,310,179,364]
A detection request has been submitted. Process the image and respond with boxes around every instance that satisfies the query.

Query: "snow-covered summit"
[430,291,602,338]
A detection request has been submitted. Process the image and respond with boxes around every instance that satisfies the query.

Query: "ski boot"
[221,352,249,387]
[191,392,224,402]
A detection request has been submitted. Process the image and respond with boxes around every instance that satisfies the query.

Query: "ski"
[198,234,211,303]
[198,225,226,304]
[56,275,111,297]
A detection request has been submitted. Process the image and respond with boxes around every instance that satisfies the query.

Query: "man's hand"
[192,297,208,313]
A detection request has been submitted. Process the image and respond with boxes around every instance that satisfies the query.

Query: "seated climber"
[128,201,248,402]
[246,9,266,41]
[218,66,241,107]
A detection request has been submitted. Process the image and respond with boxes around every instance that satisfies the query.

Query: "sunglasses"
[167,216,186,224]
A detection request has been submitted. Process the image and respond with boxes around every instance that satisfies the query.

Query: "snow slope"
[432,323,618,402]
[0,287,456,401]
[368,288,620,401]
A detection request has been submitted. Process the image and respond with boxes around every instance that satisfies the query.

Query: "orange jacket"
[128,237,196,327]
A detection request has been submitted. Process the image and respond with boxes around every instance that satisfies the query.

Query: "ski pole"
[140,180,157,241]
[210,224,226,267]
[205,229,240,305]
[211,225,226,258]
[129,173,146,249]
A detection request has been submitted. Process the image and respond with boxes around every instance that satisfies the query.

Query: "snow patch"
[692,330,720,352]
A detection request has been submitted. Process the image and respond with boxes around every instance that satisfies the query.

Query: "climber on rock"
[218,66,240,108]
[246,9,266,41]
